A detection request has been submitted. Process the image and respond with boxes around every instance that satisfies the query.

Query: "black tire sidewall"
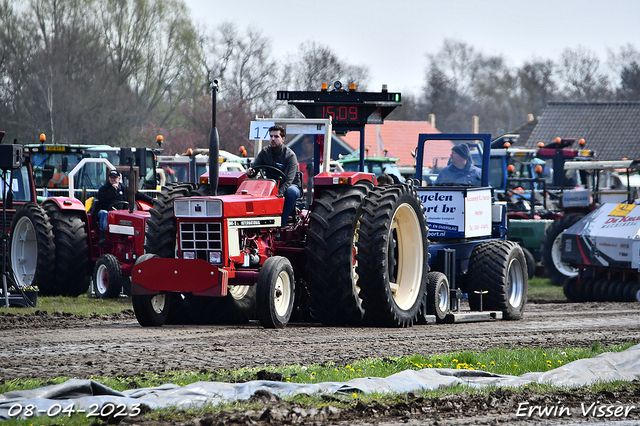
[257,256,295,328]
[93,254,122,299]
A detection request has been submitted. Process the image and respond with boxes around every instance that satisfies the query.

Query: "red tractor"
[131,83,430,328]
[6,153,152,299]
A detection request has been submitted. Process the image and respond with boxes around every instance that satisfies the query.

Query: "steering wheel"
[110,200,129,210]
[251,165,287,184]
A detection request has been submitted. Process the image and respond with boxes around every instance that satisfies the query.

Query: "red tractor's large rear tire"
[305,181,372,326]
[355,185,429,327]
[44,205,90,297]
[541,213,585,286]
[8,203,56,294]
[467,240,528,320]
[144,183,196,258]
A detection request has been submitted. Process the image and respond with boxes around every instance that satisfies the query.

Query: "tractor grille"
[179,222,223,261]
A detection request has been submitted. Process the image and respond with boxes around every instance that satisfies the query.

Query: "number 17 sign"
[249,121,275,140]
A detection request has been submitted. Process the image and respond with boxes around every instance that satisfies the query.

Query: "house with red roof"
[339,121,452,175]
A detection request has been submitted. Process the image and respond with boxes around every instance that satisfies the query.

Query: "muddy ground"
[1,301,639,425]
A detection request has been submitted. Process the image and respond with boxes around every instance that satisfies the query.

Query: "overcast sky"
[183,0,639,96]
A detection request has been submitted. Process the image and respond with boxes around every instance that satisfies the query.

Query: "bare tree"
[98,0,204,130]
[426,39,482,99]
[204,22,278,114]
[281,41,369,91]
[556,46,612,101]
[606,43,640,86]
[619,62,640,101]
[516,59,557,117]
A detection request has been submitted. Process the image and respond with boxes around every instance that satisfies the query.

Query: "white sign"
[286,124,325,135]
[464,189,492,237]
[562,189,590,207]
[249,121,275,140]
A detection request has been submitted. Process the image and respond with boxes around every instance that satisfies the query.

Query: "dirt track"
[1,301,639,381]
[1,301,639,425]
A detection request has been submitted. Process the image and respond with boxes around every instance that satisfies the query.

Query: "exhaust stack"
[208,80,220,195]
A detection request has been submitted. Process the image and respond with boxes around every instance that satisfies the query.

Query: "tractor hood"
[174,179,283,219]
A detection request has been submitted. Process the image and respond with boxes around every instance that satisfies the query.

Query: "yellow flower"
[335,368,338,372]
[371,365,375,368]
[557,360,562,364]
[481,364,486,368]
[452,359,458,363]
[490,361,495,366]
[352,393,358,399]
[286,378,290,382]
[543,353,547,357]
[346,365,351,369]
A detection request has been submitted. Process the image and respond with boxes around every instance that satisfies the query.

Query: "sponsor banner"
[418,188,492,238]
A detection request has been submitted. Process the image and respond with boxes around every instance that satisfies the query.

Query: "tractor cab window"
[0,167,30,202]
[143,150,157,189]
[425,139,484,187]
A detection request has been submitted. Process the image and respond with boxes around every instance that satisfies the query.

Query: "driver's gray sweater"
[251,145,301,195]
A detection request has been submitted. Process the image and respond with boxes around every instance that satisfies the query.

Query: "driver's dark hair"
[269,125,286,138]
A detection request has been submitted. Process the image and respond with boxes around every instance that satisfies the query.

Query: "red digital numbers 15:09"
[322,105,358,122]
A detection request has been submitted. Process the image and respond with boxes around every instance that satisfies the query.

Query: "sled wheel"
[306,181,372,325]
[426,271,449,322]
[581,276,598,301]
[563,277,580,302]
[540,213,584,286]
[613,280,626,302]
[256,256,295,328]
[8,204,56,293]
[468,240,528,320]
[93,254,123,299]
[592,279,609,302]
[631,283,640,302]
[356,185,429,327]
[607,280,624,302]
[622,282,636,302]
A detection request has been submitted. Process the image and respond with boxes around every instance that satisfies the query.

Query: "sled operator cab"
[412,134,527,322]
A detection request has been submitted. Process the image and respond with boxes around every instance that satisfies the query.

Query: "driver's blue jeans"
[98,210,108,231]
[282,185,301,225]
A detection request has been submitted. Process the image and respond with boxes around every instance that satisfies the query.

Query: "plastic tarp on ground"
[1,344,639,420]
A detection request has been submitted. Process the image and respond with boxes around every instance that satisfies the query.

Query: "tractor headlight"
[174,199,223,217]
[182,251,195,259]
[206,200,222,216]
[209,251,222,264]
